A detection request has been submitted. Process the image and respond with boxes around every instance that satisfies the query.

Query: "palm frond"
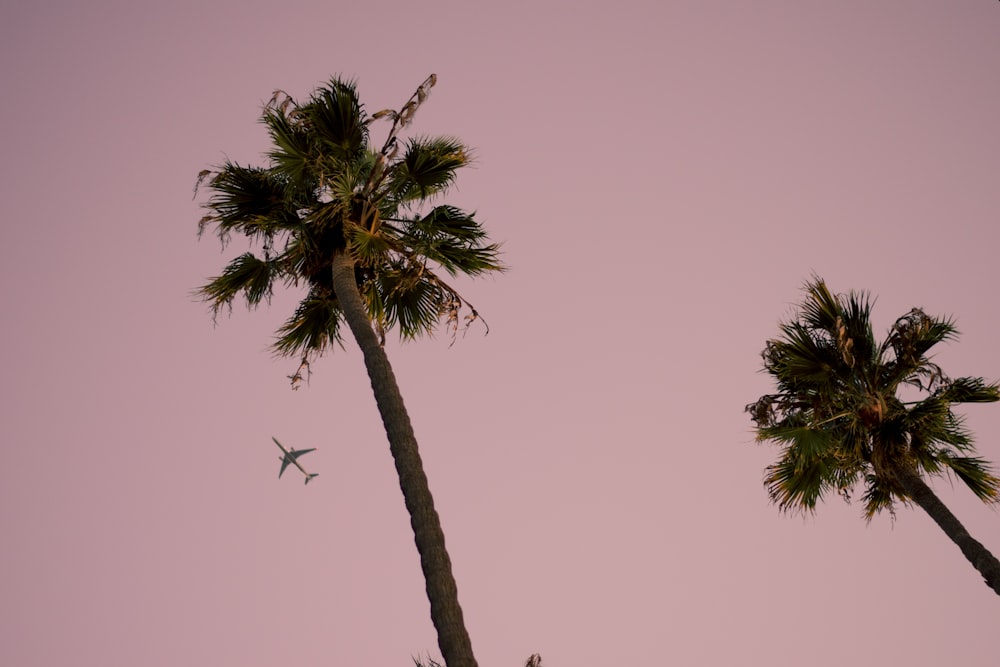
[861,473,898,519]
[203,163,301,240]
[299,78,368,163]
[888,308,957,362]
[412,205,488,241]
[388,206,505,277]
[272,290,343,358]
[360,275,388,342]
[839,290,878,370]
[902,396,952,439]
[909,442,946,476]
[799,278,844,332]
[764,323,843,390]
[377,265,447,339]
[387,137,471,202]
[764,448,835,513]
[197,252,277,314]
[328,153,379,204]
[263,107,317,188]
[937,377,1000,404]
[937,453,1000,502]
[346,222,392,267]
[434,241,505,277]
[757,424,835,460]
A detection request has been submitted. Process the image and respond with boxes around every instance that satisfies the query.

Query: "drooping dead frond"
[196,214,216,238]
[267,89,296,114]
[383,74,436,143]
[367,108,398,125]
[419,72,437,99]
[193,169,213,199]
[287,357,311,390]
[398,101,417,127]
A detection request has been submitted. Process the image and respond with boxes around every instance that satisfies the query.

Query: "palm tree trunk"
[330,251,478,667]
[894,465,1000,596]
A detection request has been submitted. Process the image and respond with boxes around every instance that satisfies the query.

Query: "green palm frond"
[909,443,945,476]
[272,290,343,358]
[298,78,369,162]
[794,279,878,374]
[388,137,471,202]
[798,278,843,331]
[761,420,866,514]
[765,323,843,387]
[427,240,504,277]
[361,275,388,339]
[839,290,878,370]
[343,154,382,199]
[198,252,278,314]
[263,108,317,188]
[346,222,392,267]
[202,164,302,241]
[887,308,957,362]
[937,453,1000,502]
[413,205,489,241]
[758,424,835,459]
[377,265,448,339]
[840,422,871,462]
[861,473,897,519]
[937,377,1000,404]
[880,308,958,391]
[764,447,835,513]
[389,207,503,277]
[904,394,950,425]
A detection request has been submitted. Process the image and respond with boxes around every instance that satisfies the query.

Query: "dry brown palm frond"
[193,169,213,199]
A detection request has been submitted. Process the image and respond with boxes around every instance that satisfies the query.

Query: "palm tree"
[747,278,1000,596]
[195,75,503,667]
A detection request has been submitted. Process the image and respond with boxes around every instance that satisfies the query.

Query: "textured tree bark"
[330,251,478,667]
[894,465,1000,596]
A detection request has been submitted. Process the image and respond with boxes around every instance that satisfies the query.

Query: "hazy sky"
[2,2,999,666]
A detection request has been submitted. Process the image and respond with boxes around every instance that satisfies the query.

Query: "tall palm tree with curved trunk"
[747,278,1000,596]
[195,75,503,667]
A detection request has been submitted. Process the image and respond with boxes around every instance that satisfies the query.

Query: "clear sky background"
[2,2,999,666]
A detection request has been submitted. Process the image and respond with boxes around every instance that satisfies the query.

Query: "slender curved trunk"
[894,465,1000,596]
[330,251,478,667]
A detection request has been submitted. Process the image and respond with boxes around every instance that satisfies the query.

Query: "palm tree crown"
[747,278,1000,518]
[196,74,503,379]
[748,278,1000,594]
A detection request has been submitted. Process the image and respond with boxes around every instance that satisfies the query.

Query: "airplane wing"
[273,438,317,482]
[274,437,292,478]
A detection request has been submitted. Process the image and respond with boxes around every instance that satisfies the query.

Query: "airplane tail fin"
[305,473,319,485]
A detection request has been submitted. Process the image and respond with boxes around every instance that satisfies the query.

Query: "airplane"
[272,437,319,485]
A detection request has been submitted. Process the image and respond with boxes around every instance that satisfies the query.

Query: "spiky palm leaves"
[197,75,502,377]
[196,76,498,666]
[747,278,1000,594]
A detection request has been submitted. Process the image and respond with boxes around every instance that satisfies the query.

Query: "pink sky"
[2,2,999,665]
